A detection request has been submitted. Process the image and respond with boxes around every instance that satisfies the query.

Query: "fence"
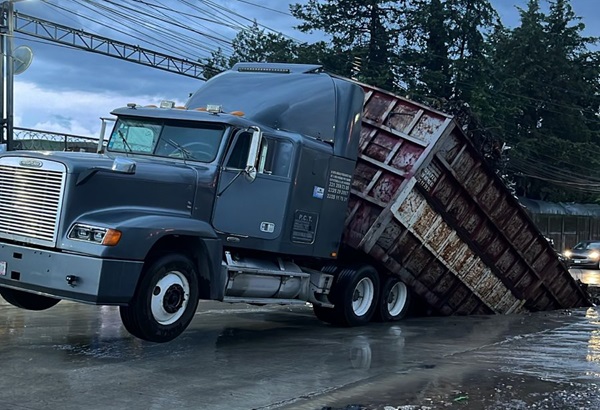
[12,127,105,152]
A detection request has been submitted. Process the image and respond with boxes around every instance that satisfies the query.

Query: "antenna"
[13,45,33,75]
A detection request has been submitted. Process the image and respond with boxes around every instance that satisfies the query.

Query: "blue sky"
[10,0,600,138]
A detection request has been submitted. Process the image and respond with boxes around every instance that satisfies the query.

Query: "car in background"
[564,240,600,269]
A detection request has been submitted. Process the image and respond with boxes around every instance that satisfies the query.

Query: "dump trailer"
[0,63,589,343]
[345,86,589,315]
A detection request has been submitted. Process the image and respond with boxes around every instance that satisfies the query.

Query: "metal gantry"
[0,9,211,150]
[14,12,208,79]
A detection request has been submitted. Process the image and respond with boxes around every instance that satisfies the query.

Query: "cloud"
[14,80,187,137]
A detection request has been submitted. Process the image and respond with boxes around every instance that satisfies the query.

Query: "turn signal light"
[102,229,122,246]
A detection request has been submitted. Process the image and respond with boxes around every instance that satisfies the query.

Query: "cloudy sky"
[9,0,600,139]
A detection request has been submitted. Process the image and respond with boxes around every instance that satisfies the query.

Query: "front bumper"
[568,257,600,269]
[0,242,144,304]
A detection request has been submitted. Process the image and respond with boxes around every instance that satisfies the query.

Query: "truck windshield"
[107,117,225,162]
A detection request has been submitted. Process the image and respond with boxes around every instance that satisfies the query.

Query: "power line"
[42,0,206,59]
[232,0,292,17]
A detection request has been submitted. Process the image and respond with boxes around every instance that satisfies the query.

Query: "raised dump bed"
[344,82,590,314]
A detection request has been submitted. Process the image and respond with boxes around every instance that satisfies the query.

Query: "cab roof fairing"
[110,106,256,128]
[185,63,364,160]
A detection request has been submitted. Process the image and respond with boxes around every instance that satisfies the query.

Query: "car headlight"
[564,250,572,258]
[68,224,122,246]
[590,251,600,260]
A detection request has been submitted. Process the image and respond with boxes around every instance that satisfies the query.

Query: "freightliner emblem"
[19,159,43,168]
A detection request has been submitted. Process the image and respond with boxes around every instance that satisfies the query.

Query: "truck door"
[213,131,294,240]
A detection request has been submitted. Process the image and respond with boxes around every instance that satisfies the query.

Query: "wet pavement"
[1,298,599,410]
[570,268,600,287]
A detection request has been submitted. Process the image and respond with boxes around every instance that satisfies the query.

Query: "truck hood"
[4,150,201,223]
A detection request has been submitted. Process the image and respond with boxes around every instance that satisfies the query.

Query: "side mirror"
[244,126,262,182]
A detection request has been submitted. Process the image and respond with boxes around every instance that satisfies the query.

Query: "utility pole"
[0,0,15,151]
[0,2,6,151]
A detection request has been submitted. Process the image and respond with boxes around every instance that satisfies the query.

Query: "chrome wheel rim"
[352,277,375,316]
[387,281,408,317]
[150,271,190,325]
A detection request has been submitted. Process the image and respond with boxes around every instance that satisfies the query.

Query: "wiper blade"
[165,139,196,160]
[117,130,133,154]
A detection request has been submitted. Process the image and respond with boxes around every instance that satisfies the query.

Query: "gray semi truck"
[0,63,588,343]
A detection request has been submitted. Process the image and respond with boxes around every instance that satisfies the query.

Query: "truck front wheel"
[0,288,60,310]
[119,254,199,343]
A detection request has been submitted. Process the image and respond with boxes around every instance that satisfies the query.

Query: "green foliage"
[199,21,349,79]
[486,0,600,201]
[397,0,499,101]
[290,0,399,88]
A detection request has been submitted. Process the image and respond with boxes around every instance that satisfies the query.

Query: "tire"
[0,287,60,311]
[373,276,411,322]
[119,254,199,343]
[315,266,379,326]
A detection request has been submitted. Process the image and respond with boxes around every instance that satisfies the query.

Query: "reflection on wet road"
[570,268,600,287]
[1,299,599,410]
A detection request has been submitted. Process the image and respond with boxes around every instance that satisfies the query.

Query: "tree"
[200,21,345,78]
[397,0,499,103]
[489,0,600,201]
[542,0,600,144]
[201,47,230,80]
[290,0,399,88]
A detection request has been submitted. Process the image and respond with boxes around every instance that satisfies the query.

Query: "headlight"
[564,250,572,258]
[68,224,122,246]
[590,251,600,260]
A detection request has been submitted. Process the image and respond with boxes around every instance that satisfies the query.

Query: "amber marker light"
[102,229,122,246]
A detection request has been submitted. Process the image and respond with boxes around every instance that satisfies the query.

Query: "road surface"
[0,298,599,410]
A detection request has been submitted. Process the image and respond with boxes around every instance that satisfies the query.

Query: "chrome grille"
[0,157,66,246]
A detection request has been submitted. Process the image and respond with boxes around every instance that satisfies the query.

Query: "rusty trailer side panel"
[343,85,589,314]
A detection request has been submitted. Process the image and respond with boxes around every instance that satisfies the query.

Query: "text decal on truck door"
[327,170,351,201]
[292,211,319,244]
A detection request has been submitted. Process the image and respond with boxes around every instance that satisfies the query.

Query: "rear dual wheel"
[313,267,411,326]
[313,266,379,326]
[373,276,411,322]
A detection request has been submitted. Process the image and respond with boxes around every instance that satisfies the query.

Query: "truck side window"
[226,132,252,169]
[258,137,293,177]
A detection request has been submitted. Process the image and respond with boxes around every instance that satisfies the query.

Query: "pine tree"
[491,0,600,201]
[200,21,345,78]
[397,0,498,103]
[290,0,399,88]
